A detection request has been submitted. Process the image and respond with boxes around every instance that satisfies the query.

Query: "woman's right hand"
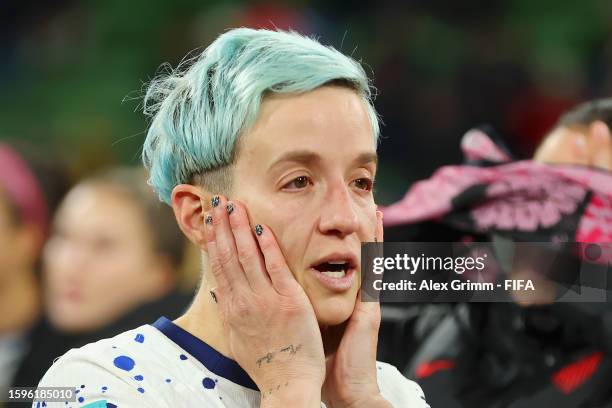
[204,196,325,408]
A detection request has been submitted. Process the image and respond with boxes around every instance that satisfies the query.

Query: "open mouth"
[312,260,354,279]
[309,254,358,292]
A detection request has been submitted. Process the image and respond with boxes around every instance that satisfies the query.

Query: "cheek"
[99,246,150,281]
[243,196,310,271]
[78,253,149,312]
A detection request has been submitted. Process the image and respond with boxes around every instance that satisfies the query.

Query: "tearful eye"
[283,176,310,190]
[353,178,373,191]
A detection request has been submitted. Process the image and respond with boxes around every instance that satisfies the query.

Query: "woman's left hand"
[321,211,392,408]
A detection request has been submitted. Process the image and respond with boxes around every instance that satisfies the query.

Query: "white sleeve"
[32,349,158,408]
[377,362,430,408]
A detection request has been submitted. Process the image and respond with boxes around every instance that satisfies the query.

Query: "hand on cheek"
[322,211,390,408]
[203,196,325,407]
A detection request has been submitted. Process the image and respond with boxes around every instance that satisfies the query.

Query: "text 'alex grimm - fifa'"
[369,253,536,293]
[372,279,536,292]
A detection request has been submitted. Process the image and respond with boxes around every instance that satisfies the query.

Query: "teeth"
[328,261,347,265]
[321,270,346,278]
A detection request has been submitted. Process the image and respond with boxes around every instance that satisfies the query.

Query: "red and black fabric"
[383,127,612,246]
[381,128,612,407]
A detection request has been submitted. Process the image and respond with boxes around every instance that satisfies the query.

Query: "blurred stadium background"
[2,0,612,202]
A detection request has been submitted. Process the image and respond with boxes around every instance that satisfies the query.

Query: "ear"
[171,184,212,252]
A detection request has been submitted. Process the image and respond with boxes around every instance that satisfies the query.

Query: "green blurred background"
[2,0,611,203]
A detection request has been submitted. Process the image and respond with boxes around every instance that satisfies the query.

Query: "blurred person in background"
[534,98,612,170]
[382,98,612,407]
[44,167,187,333]
[0,142,69,391]
[11,167,192,389]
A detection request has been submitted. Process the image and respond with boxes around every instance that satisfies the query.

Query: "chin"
[311,293,356,326]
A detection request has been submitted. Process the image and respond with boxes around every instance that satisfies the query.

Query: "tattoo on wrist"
[280,344,302,355]
[256,344,302,368]
[261,382,290,400]
[256,352,276,367]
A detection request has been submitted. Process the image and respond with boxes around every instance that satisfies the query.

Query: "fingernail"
[226,202,234,215]
[205,214,213,225]
[255,224,263,236]
[211,195,220,207]
[209,290,217,303]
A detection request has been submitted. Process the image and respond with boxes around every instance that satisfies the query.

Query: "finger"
[254,223,298,295]
[211,195,250,290]
[351,290,381,333]
[203,215,229,295]
[361,210,384,303]
[228,200,272,292]
[590,121,612,170]
[374,210,384,275]
[375,210,384,243]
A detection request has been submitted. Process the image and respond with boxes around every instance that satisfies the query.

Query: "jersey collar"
[151,316,258,391]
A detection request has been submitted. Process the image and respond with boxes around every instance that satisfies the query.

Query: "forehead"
[56,185,142,228]
[238,86,376,161]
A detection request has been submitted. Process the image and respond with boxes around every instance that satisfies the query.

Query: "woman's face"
[231,86,378,326]
[44,184,168,332]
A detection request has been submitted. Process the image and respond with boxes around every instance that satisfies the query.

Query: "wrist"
[343,394,392,408]
[260,379,321,408]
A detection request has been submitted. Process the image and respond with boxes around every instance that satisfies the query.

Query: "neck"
[0,269,40,335]
[174,279,233,358]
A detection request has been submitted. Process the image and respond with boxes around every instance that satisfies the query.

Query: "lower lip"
[309,267,356,293]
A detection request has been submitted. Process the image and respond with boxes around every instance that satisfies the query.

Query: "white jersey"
[34,317,429,408]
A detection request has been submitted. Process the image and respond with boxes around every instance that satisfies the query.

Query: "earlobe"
[171,184,211,250]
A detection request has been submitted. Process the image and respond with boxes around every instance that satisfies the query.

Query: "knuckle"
[209,255,224,277]
[267,259,285,274]
[229,211,247,228]
[278,301,303,317]
[217,246,234,265]
[212,215,225,229]
[236,244,255,265]
[211,261,224,278]
[258,234,274,251]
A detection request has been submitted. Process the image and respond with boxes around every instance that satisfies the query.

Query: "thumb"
[351,286,381,330]
[375,210,384,243]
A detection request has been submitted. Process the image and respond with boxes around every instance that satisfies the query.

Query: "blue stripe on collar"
[151,316,258,391]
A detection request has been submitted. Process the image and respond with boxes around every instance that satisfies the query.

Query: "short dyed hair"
[142,28,379,204]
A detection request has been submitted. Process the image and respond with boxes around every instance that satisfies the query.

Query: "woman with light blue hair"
[35,28,429,408]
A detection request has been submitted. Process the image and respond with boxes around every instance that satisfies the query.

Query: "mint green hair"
[142,28,380,204]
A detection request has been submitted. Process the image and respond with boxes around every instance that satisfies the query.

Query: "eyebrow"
[269,150,378,170]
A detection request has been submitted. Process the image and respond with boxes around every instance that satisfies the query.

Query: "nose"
[317,182,360,239]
